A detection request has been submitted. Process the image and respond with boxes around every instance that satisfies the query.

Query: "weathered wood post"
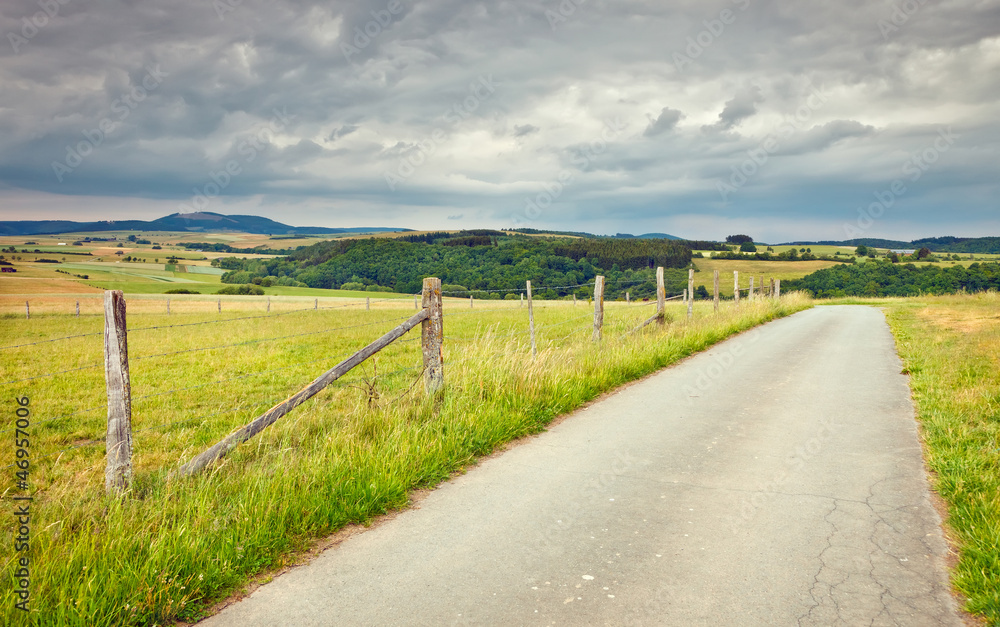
[656,266,666,325]
[76,300,80,317]
[217,298,221,313]
[527,280,537,357]
[520,293,523,308]
[749,276,755,301]
[422,277,444,394]
[593,275,605,341]
[682,288,687,303]
[713,270,720,313]
[366,297,370,311]
[314,298,318,310]
[573,294,577,306]
[687,268,694,320]
[734,271,740,307]
[769,278,775,298]
[25,301,29,319]
[267,297,270,313]
[414,294,419,310]
[103,290,132,495]
[626,291,630,303]
[759,275,765,298]
[470,294,474,309]
[774,279,781,299]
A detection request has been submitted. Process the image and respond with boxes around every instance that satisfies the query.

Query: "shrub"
[217,285,265,295]
[340,282,365,291]
[164,289,200,294]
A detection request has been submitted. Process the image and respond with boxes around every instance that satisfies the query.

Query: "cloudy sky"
[1,0,998,242]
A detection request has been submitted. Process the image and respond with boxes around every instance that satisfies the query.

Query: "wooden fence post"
[527,280,537,357]
[573,294,577,306]
[593,275,605,341]
[422,277,444,394]
[759,275,764,299]
[314,298,318,310]
[76,300,80,317]
[656,266,666,325]
[414,294,419,310]
[774,279,780,299]
[713,270,720,313]
[734,271,740,307]
[217,298,221,313]
[103,290,132,495]
[687,268,694,320]
[626,291,630,303]
[266,297,270,313]
[470,295,474,309]
[749,276,754,301]
[25,301,29,319]
[366,297,370,311]
[520,293,523,308]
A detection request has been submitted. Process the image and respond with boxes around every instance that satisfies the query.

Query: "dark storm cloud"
[0,0,997,240]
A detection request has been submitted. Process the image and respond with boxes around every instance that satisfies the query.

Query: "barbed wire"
[0,331,103,351]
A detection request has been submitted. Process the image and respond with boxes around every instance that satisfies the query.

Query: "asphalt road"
[200,305,962,626]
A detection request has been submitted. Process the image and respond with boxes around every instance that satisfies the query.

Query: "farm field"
[0,292,809,625]
[690,258,842,296]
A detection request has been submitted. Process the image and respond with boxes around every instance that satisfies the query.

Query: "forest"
[783,261,1000,297]
[215,233,694,298]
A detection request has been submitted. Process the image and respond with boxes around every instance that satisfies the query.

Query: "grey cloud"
[644,107,683,137]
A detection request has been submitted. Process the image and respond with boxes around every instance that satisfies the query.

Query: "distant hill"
[0,212,409,236]
[780,237,1000,254]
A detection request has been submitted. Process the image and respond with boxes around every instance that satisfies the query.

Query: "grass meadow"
[1,292,811,625]
[877,293,1000,623]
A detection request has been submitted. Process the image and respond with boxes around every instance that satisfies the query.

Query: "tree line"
[784,261,1000,297]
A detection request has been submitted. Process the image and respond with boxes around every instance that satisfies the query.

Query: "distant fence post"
[733,271,740,307]
[414,294,419,310]
[527,280,537,357]
[656,266,666,325]
[573,294,577,306]
[687,268,694,320]
[25,301,29,319]
[759,275,764,299]
[266,297,270,313]
[593,275,605,341]
[626,291,630,303]
[217,298,221,313]
[422,277,444,394]
[103,290,132,496]
[713,270,720,313]
[76,300,80,317]
[366,297,370,311]
[749,277,755,301]
[314,298,318,310]
[470,295,474,309]
[520,293,523,308]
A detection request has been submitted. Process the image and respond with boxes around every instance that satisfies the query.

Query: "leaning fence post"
[713,270,720,313]
[593,275,605,341]
[656,266,666,325]
[527,280,537,357]
[734,271,740,307]
[103,290,132,495]
[687,268,694,320]
[421,277,444,394]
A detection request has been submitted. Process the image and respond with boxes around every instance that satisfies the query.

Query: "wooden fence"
[98,270,781,494]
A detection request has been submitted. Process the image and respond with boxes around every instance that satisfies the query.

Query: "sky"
[1,0,998,242]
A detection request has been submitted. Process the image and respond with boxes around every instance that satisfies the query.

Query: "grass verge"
[881,292,1000,624]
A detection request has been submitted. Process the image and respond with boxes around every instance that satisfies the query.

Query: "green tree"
[740,242,757,253]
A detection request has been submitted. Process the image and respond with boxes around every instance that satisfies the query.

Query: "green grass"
[0,294,810,625]
[880,293,1000,623]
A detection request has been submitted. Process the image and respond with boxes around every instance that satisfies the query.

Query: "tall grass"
[0,294,810,625]
[882,292,1000,623]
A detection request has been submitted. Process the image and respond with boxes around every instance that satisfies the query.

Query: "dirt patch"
[918,306,1000,334]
